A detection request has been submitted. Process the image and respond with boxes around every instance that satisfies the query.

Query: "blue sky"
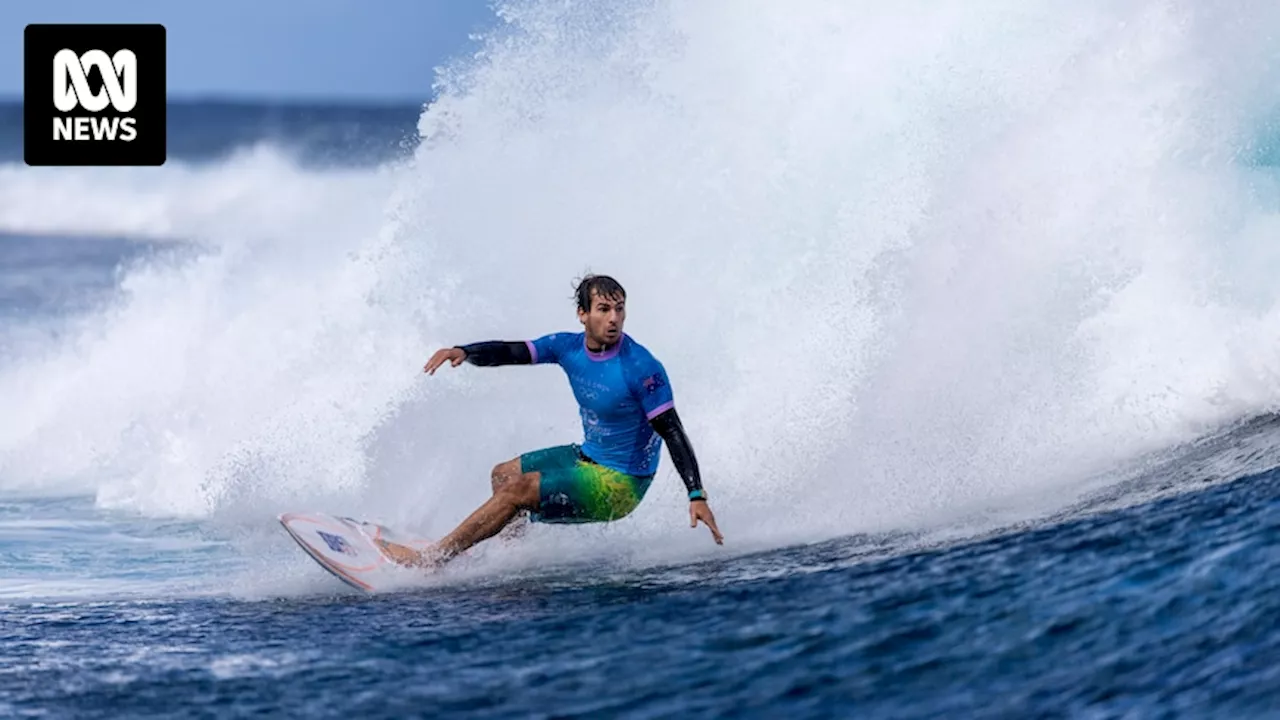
[3,1,500,101]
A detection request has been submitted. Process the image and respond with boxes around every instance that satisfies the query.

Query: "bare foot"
[375,538,434,568]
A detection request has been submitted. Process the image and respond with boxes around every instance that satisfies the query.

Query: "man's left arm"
[650,407,724,545]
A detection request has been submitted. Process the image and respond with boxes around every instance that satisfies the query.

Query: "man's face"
[578,290,626,346]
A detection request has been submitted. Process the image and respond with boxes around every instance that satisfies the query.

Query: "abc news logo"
[54,49,139,142]
[25,24,166,166]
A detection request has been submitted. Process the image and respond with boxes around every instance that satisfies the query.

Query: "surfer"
[380,274,722,568]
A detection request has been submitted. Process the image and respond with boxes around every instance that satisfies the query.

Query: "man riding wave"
[379,274,722,567]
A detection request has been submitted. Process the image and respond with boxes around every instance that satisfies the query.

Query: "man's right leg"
[493,459,533,542]
[430,460,541,562]
[377,458,541,568]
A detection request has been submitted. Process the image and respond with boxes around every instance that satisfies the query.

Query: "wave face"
[1,0,1279,565]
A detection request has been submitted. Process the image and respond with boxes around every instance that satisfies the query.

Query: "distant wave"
[0,99,422,168]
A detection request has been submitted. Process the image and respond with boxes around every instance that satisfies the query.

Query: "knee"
[491,460,518,492]
[490,465,505,493]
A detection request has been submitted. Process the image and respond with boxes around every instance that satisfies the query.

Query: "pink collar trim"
[584,334,624,361]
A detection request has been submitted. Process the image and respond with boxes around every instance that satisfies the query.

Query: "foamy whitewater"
[5,2,1280,716]
[13,1,1280,533]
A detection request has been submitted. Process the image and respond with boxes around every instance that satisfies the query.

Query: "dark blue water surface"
[5,423,1280,718]
[5,99,1280,718]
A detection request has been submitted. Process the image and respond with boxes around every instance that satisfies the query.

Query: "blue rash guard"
[526,332,674,477]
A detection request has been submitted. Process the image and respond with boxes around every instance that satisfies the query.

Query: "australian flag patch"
[642,373,665,393]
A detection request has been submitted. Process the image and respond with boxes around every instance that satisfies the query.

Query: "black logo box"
[24,24,166,167]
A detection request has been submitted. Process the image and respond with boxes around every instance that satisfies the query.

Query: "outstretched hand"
[424,347,467,375]
[690,501,724,545]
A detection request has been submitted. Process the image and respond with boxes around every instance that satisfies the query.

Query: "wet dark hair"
[574,274,626,312]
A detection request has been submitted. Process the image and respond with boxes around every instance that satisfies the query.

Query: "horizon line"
[0,92,433,107]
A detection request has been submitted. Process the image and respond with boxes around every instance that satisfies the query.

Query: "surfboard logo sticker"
[316,529,356,556]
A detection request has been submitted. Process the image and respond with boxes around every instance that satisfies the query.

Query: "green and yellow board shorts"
[521,444,654,524]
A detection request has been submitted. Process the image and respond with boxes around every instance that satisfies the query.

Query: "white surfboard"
[278,512,432,593]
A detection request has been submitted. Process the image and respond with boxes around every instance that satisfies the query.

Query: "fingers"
[691,506,725,545]
[701,511,723,544]
[423,349,461,375]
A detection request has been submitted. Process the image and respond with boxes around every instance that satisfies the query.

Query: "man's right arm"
[455,341,533,367]
[425,334,563,374]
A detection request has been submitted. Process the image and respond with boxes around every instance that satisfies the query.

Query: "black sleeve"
[649,407,703,494]
[456,341,533,367]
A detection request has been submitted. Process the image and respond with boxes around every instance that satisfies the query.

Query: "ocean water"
[0,100,423,168]
[4,1,1280,717]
